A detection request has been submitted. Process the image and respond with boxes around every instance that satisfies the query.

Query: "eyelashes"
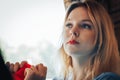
[80,23,92,29]
[65,23,72,28]
[65,22,93,30]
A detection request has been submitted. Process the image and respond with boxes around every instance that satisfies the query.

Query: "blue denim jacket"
[94,72,120,80]
[53,72,120,80]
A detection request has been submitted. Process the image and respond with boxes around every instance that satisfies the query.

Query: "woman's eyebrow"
[81,19,92,23]
[81,19,93,25]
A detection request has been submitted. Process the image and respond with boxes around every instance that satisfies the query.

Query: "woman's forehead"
[67,7,90,21]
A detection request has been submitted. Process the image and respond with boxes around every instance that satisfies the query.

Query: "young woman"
[7,1,120,80]
[54,0,120,80]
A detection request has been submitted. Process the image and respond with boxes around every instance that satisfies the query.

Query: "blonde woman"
[54,0,120,80]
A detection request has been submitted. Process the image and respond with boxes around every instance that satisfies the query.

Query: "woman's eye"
[80,24,92,29]
[65,23,72,28]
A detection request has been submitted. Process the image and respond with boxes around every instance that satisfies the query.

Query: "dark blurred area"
[96,0,120,52]
[0,49,13,80]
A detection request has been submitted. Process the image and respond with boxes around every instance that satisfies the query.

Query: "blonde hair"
[59,0,120,79]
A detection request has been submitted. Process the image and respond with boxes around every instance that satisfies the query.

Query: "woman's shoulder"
[94,72,120,80]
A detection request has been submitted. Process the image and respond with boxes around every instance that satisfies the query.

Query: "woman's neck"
[72,55,90,80]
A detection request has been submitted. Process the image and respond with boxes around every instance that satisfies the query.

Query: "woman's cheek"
[63,30,69,41]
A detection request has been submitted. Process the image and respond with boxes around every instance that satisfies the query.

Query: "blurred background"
[0,0,65,79]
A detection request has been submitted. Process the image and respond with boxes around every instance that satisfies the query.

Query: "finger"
[13,62,20,72]
[41,66,47,77]
[39,63,43,66]
[36,63,44,70]
[10,63,14,73]
[36,64,47,72]
[24,65,36,76]
[24,68,31,76]
[36,64,47,77]
[30,65,38,72]
[6,62,10,69]
[24,68,35,80]
[20,61,27,68]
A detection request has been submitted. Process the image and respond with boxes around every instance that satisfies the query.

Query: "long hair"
[59,0,120,79]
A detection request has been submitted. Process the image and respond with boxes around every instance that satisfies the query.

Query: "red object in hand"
[13,63,31,80]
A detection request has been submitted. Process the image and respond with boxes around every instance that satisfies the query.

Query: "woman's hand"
[6,61,47,80]
[24,64,47,80]
[6,61,27,73]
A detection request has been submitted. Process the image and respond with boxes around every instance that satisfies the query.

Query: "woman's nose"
[70,26,79,37]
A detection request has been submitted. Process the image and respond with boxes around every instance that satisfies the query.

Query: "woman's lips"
[67,40,79,44]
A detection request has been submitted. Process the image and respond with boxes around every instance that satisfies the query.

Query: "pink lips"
[67,40,79,44]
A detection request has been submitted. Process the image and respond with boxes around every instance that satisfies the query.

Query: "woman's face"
[63,7,96,57]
